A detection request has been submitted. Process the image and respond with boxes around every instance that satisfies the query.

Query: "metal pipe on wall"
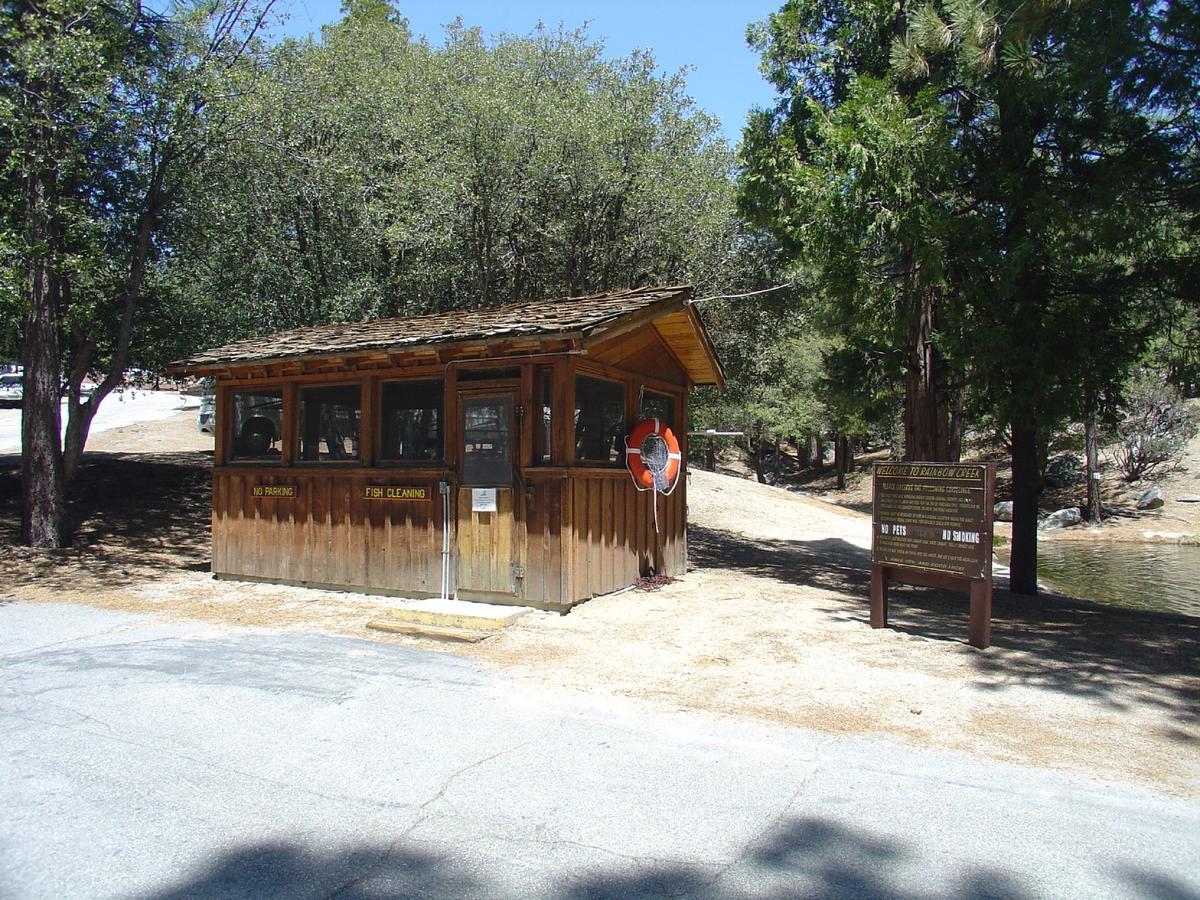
[439,480,451,601]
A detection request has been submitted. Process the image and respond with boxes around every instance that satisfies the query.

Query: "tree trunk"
[835,432,847,490]
[1085,412,1102,523]
[797,436,810,470]
[1009,424,1040,595]
[19,120,68,547]
[814,434,824,474]
[948,376,965,462]
[903,286,953,462]
[20,153,158,548]
[21,258,67,547]
[753,439,767,484]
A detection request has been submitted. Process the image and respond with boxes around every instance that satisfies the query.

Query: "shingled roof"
[171,285,724,386]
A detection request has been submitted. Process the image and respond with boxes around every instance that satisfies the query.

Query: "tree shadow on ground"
[690,525,873,598]
[737,816,1029,900]
[133,817,1019,899]
[690,525,1200,724]
[0,451,211,591]
[1114,866,1200,900]
[131,814,1183,899]
[142,841,478,899]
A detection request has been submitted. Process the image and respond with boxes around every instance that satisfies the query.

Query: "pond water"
[1000,542,1200,618]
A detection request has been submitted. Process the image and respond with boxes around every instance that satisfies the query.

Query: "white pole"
[439,481,451,601]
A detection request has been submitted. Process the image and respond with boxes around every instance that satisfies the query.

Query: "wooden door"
[456,390,520,597]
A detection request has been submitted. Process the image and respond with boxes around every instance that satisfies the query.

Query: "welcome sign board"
[871,463,992,580]
[870,462,996,648]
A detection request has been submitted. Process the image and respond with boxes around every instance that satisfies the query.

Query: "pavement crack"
[700,734,834,896]
[416,740,536,816]
[323,739,537,899]
[0,622,143,660]
[440,830,684,867]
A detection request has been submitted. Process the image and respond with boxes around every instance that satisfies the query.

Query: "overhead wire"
[688,283,794,304]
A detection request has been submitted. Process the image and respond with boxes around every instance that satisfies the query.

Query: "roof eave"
[686,303,726,390]
[168,330,587,378]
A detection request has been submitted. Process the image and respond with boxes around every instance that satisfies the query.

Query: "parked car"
[0,373,22,408]
[198,379,216,433]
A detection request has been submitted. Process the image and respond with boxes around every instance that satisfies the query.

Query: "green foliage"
[1111,372,1200,483]
[741,4,969,457]
[1146,300,1200,398]
[166,18,743,346]
[819,337,903,442]
[338,0,405,27]
[743,0,1198,586]
[928,1,1192,432]
[687,225,832,446]
[743,0,1198,438]
[694,313,829,445]
[0,0,275,375]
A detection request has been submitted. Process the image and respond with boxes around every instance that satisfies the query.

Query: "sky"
[275,0,783,145]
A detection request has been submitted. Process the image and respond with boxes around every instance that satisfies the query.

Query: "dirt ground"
[1,410,1197,797]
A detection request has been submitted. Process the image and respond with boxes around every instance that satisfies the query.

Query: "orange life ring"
[625,418,682,491]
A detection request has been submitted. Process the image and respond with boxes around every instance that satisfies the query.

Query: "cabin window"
[298,384,361,462]
[462,395,513,485]
[379,380,443,462]
[640,389,676,431]
[574,375,625,464]
[229,390,283,461]
[535,367,552,464]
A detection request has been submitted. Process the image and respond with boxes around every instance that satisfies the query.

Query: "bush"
[1111,374,1200,482]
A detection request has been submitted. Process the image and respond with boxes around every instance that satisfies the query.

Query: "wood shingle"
[171,285,723,386]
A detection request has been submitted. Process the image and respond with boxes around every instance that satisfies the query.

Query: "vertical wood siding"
[213,471,444,596]
[214,468,686,610]
[524,471,686,606]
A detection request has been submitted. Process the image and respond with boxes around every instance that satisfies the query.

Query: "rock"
[993,501,1014,522]
[1136,485,1164,510]
[1040,507,1082,530]
[1044,454,1083,488]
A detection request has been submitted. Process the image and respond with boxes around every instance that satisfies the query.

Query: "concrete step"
[365,619,494,643]
[367,598,535,634]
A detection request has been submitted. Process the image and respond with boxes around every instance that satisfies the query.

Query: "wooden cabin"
[171,285,724,611]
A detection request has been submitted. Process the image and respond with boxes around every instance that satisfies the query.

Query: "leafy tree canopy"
[740,0,1199,591]
[166,14,745,346]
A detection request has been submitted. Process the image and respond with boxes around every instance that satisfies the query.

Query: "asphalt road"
[1,602,1196,900]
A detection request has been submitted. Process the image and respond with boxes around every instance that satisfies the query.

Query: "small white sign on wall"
[472,487,497,512]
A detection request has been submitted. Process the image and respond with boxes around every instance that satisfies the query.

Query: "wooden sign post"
[870,462,996,648]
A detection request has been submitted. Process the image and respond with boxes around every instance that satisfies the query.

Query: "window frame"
[225,385,286,466]
[459,387,517,487]
[639,387,678,432]
[376,376,445,466]
[533,366,554,466]
[572,371,628,467]
[295,380,364,466]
